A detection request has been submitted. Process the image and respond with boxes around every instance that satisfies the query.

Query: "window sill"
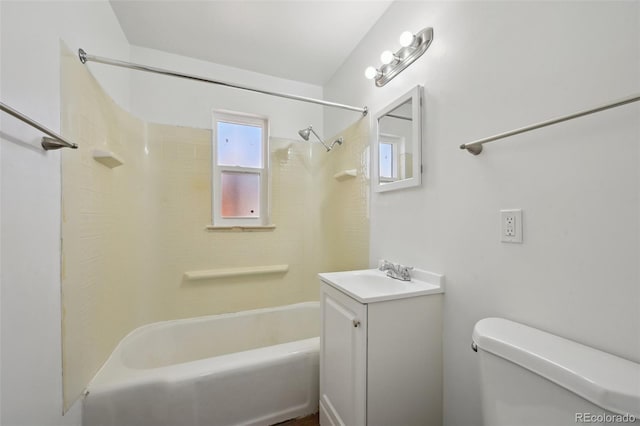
[205,224,276,232]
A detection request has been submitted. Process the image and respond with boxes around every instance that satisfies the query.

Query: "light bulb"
[380,50,395,65]
[399,31,415,47]
[364,66,379,80]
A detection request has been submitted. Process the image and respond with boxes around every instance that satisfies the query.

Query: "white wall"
[324,2,640,425]
[0,2,3,421]
[129,45,324,137]
[0,2,130,425]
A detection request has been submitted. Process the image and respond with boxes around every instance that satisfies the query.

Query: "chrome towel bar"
[460,93,640,155]
[0,101,78,150]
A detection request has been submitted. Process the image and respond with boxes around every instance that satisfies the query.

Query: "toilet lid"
[473,317,640,418]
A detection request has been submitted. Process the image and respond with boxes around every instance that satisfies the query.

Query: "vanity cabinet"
[320,284,367,426]
[319,269,444,426]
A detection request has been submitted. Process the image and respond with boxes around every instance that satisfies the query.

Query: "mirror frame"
[372,85,423,193]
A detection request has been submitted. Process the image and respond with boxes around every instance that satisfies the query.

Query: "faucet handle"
[378,259,393,271]
[398,265,414,280]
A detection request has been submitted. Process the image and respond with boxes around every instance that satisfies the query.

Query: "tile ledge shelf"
[205,224,276,232]
[184,264,289,281]
[92,149,123,168]
[333,169,357,181]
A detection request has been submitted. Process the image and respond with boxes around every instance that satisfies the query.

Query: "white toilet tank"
[473,318,640,426]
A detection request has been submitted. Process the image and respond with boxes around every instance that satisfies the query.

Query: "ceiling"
[109,1,392,85]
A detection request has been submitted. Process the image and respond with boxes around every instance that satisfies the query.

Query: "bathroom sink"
[319,268,444,303]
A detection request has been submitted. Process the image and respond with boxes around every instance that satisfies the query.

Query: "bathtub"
[83,302,320,426]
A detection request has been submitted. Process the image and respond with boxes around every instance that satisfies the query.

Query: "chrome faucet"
[378,260,413,281]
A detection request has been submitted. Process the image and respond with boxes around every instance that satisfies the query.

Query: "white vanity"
[318,268,445,426]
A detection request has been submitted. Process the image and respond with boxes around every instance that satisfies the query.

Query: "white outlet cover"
[500,209,523,243]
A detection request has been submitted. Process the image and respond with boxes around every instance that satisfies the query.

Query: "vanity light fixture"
[365,27,434,87]
[364,66,381,80]
[380,50,399,65]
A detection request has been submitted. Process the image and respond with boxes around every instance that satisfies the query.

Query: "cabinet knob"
[353,319,361,328]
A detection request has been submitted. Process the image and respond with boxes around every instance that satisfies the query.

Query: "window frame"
[212,110,270,227]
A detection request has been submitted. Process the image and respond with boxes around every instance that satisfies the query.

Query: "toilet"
[473,318,640,426]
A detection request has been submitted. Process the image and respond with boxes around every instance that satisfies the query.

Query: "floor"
[275,413,320,426]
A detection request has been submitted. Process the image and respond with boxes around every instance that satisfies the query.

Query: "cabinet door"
[320,283,367,426]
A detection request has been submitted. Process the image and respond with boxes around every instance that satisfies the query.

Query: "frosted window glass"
[217,122,262,168]
[221,172,260,218]
[379,143,394,178]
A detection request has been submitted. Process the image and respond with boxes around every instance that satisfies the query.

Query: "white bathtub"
[83,302,320,426]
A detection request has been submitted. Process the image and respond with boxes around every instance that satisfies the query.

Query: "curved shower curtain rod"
[78,49,368,116]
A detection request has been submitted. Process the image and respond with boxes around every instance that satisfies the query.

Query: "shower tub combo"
[82,302,320,426]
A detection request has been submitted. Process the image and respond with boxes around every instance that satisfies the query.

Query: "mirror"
[373,85,422,192]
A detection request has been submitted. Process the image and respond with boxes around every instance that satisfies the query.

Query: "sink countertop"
[319,268,445,303]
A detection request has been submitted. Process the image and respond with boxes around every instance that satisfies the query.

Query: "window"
[379,134,401,183]
[212,111,269,226]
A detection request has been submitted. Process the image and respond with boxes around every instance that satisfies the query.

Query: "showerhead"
[298,126,312,141]
[298,124,343,151]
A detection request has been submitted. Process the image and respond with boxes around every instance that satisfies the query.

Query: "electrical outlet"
[505,216,515,236]
[500,209,522,243]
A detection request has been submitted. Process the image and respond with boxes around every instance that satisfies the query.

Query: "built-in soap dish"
[333,169,357,181]
[92,149,123,168]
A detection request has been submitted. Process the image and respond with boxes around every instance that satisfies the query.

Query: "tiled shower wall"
[60,46,369,409]
[314,119,370,273]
